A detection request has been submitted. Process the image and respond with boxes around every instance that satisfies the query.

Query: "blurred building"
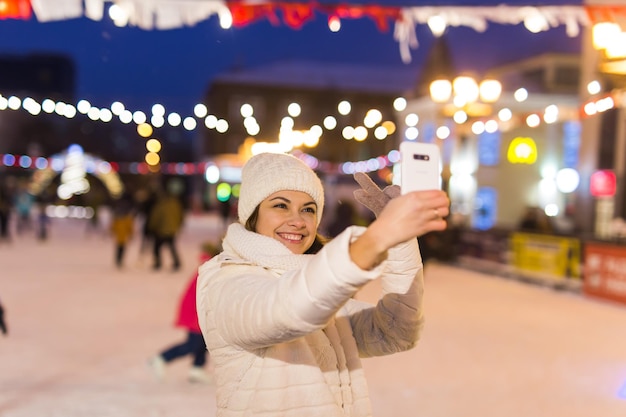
[0,54,74,97]
[0,54,75,157]
[198,59,417,215]
[0,54,165,208]
[577,12,626,239]
[398,35,582,233]
[201,60,415,163]
[0,53,168,166]
[0,53,193,204]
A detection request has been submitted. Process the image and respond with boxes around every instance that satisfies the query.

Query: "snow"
[1,213,626,417]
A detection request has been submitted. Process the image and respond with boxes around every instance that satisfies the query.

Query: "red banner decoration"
[229,2,279,27]
[281,3,315,29]
[324,4,401,32]
[229,2,315,29]
[228,1,399,31]
[0,0,31,20]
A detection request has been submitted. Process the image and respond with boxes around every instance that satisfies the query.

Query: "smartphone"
[399,141,441,194]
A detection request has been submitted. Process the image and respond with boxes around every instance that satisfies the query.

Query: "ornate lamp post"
[429,75,502,121]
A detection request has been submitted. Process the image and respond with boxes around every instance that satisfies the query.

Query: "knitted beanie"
[238,153,325,226]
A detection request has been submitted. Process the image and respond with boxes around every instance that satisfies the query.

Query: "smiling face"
[255,190,318,254]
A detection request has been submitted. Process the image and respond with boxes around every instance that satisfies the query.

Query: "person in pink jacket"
[149,244,220,383]
[197,152,449,416]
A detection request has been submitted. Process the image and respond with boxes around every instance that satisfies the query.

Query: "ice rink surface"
[1,213,625,417]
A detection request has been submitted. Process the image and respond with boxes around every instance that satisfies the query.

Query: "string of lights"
[2,83,618,177]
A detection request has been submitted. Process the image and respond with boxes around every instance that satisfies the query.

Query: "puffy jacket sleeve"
[197,227,384,350]
[343,238,425,357]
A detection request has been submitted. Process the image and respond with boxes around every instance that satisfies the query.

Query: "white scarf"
[221,223,312,272]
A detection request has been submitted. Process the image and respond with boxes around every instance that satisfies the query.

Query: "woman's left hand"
[352,172,400,217]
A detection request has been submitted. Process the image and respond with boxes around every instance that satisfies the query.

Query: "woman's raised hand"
[369,189,450,251]
[349,189,449,270]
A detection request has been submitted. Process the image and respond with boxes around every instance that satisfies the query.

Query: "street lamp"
[429,75,502,119]
[592,21,626,74]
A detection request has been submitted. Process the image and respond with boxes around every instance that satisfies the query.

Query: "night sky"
[0,1,582,115]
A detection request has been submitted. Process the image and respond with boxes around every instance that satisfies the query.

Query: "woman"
[197,152,449,416]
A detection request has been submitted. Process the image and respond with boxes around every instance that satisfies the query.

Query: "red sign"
[590,170,616,197]
[583,242,626,305]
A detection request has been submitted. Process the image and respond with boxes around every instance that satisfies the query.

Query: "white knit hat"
[238,153,325,226]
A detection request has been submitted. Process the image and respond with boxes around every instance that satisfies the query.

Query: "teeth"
[280,233,302,241]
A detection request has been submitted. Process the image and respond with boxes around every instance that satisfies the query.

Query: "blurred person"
[218,198,234,231]
[0,297,6,335]
[148,242,221,383]
[0,182,11,243]
[87,206,100,233]
[134,185,158,262]
[80,190,106,237]
[196,153,449,416]
[519,206,553,233]
[14,185,34,234]
[326,200,367,238]
[110,195,135,268]
[36,201,50,241]
[553,203,578,235]
[148,183,185,271]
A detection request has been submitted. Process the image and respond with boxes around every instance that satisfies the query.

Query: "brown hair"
[244,205,327,254]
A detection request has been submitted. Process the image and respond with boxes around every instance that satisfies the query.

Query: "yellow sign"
[510,232,581,281]
[507,137,537,164]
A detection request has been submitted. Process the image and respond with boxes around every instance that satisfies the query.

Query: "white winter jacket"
[197,223,425,417]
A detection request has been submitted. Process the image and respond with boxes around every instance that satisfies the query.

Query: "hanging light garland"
[1,84,616,177]
[14,1,624,63]
[4,1,623,175]
[1,84,594,152]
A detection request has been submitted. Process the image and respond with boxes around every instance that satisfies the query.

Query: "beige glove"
[353,172,401,218]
